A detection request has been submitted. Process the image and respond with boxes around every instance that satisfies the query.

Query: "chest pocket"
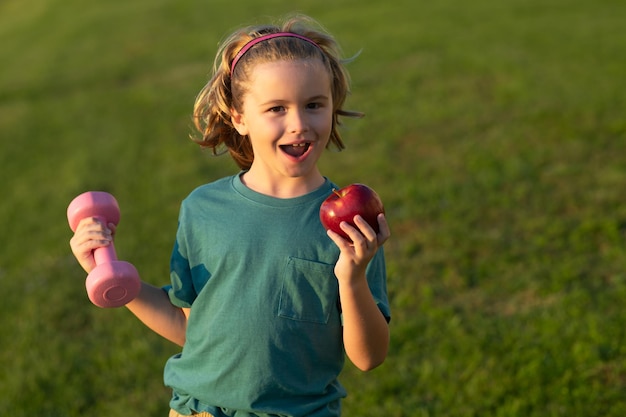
[278,257,338,324]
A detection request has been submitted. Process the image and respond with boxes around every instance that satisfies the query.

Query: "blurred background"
[1,0,625,415]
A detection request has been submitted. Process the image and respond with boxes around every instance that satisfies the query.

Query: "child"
[70,14,391,417]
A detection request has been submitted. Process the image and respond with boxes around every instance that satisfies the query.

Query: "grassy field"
[1,0,626,415]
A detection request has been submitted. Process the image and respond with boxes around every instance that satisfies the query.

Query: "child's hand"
[69,217,115,273]
[326,213,390,285]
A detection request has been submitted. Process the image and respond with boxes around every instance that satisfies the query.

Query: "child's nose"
[288,110,309,133]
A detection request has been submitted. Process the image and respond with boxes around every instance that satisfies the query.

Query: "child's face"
[231,58,333,185]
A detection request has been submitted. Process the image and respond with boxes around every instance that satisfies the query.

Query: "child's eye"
[307,102,322,110]
[268,106,285,113]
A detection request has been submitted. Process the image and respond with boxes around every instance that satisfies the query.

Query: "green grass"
[2,0,626,415]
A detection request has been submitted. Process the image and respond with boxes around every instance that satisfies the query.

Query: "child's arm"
[70,217,188,347]
[125,284,189,347]
[327,214,391,371]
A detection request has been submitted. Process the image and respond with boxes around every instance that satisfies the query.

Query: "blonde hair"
[192,15,363,170]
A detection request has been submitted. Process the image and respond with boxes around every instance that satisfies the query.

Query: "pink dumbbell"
[67,191,141,308]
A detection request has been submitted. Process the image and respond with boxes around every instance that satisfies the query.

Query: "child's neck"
[240,169,325,199]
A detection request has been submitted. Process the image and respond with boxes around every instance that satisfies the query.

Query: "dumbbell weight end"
[86,260,141,308]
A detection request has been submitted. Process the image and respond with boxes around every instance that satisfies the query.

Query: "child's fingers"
[75,217,113,240]
[70,218,113,259]
[70,218,115,274]
[352,215,377,242]
[326,228,351,251]
[375,213,391,245]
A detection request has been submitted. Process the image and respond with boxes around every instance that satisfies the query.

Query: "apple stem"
[332,188,342,198]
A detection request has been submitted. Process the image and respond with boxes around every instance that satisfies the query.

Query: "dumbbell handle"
[94,244,117,265]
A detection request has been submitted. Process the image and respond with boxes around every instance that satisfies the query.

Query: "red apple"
[320,183,385,241]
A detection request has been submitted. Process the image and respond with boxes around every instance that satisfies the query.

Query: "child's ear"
[231,109,248,136]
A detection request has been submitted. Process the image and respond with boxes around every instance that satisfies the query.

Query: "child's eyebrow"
[307,95,331,102]
[259,95,330,106]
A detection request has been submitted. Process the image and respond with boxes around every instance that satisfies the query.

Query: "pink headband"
[230,32,321,74]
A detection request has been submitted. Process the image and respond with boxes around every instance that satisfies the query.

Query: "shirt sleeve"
[165,203,197,308]
[166,239,197,308]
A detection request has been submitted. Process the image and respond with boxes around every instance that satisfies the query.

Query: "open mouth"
[280,142,311,158]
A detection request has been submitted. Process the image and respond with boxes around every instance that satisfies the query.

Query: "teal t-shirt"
[164,174,390,417]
